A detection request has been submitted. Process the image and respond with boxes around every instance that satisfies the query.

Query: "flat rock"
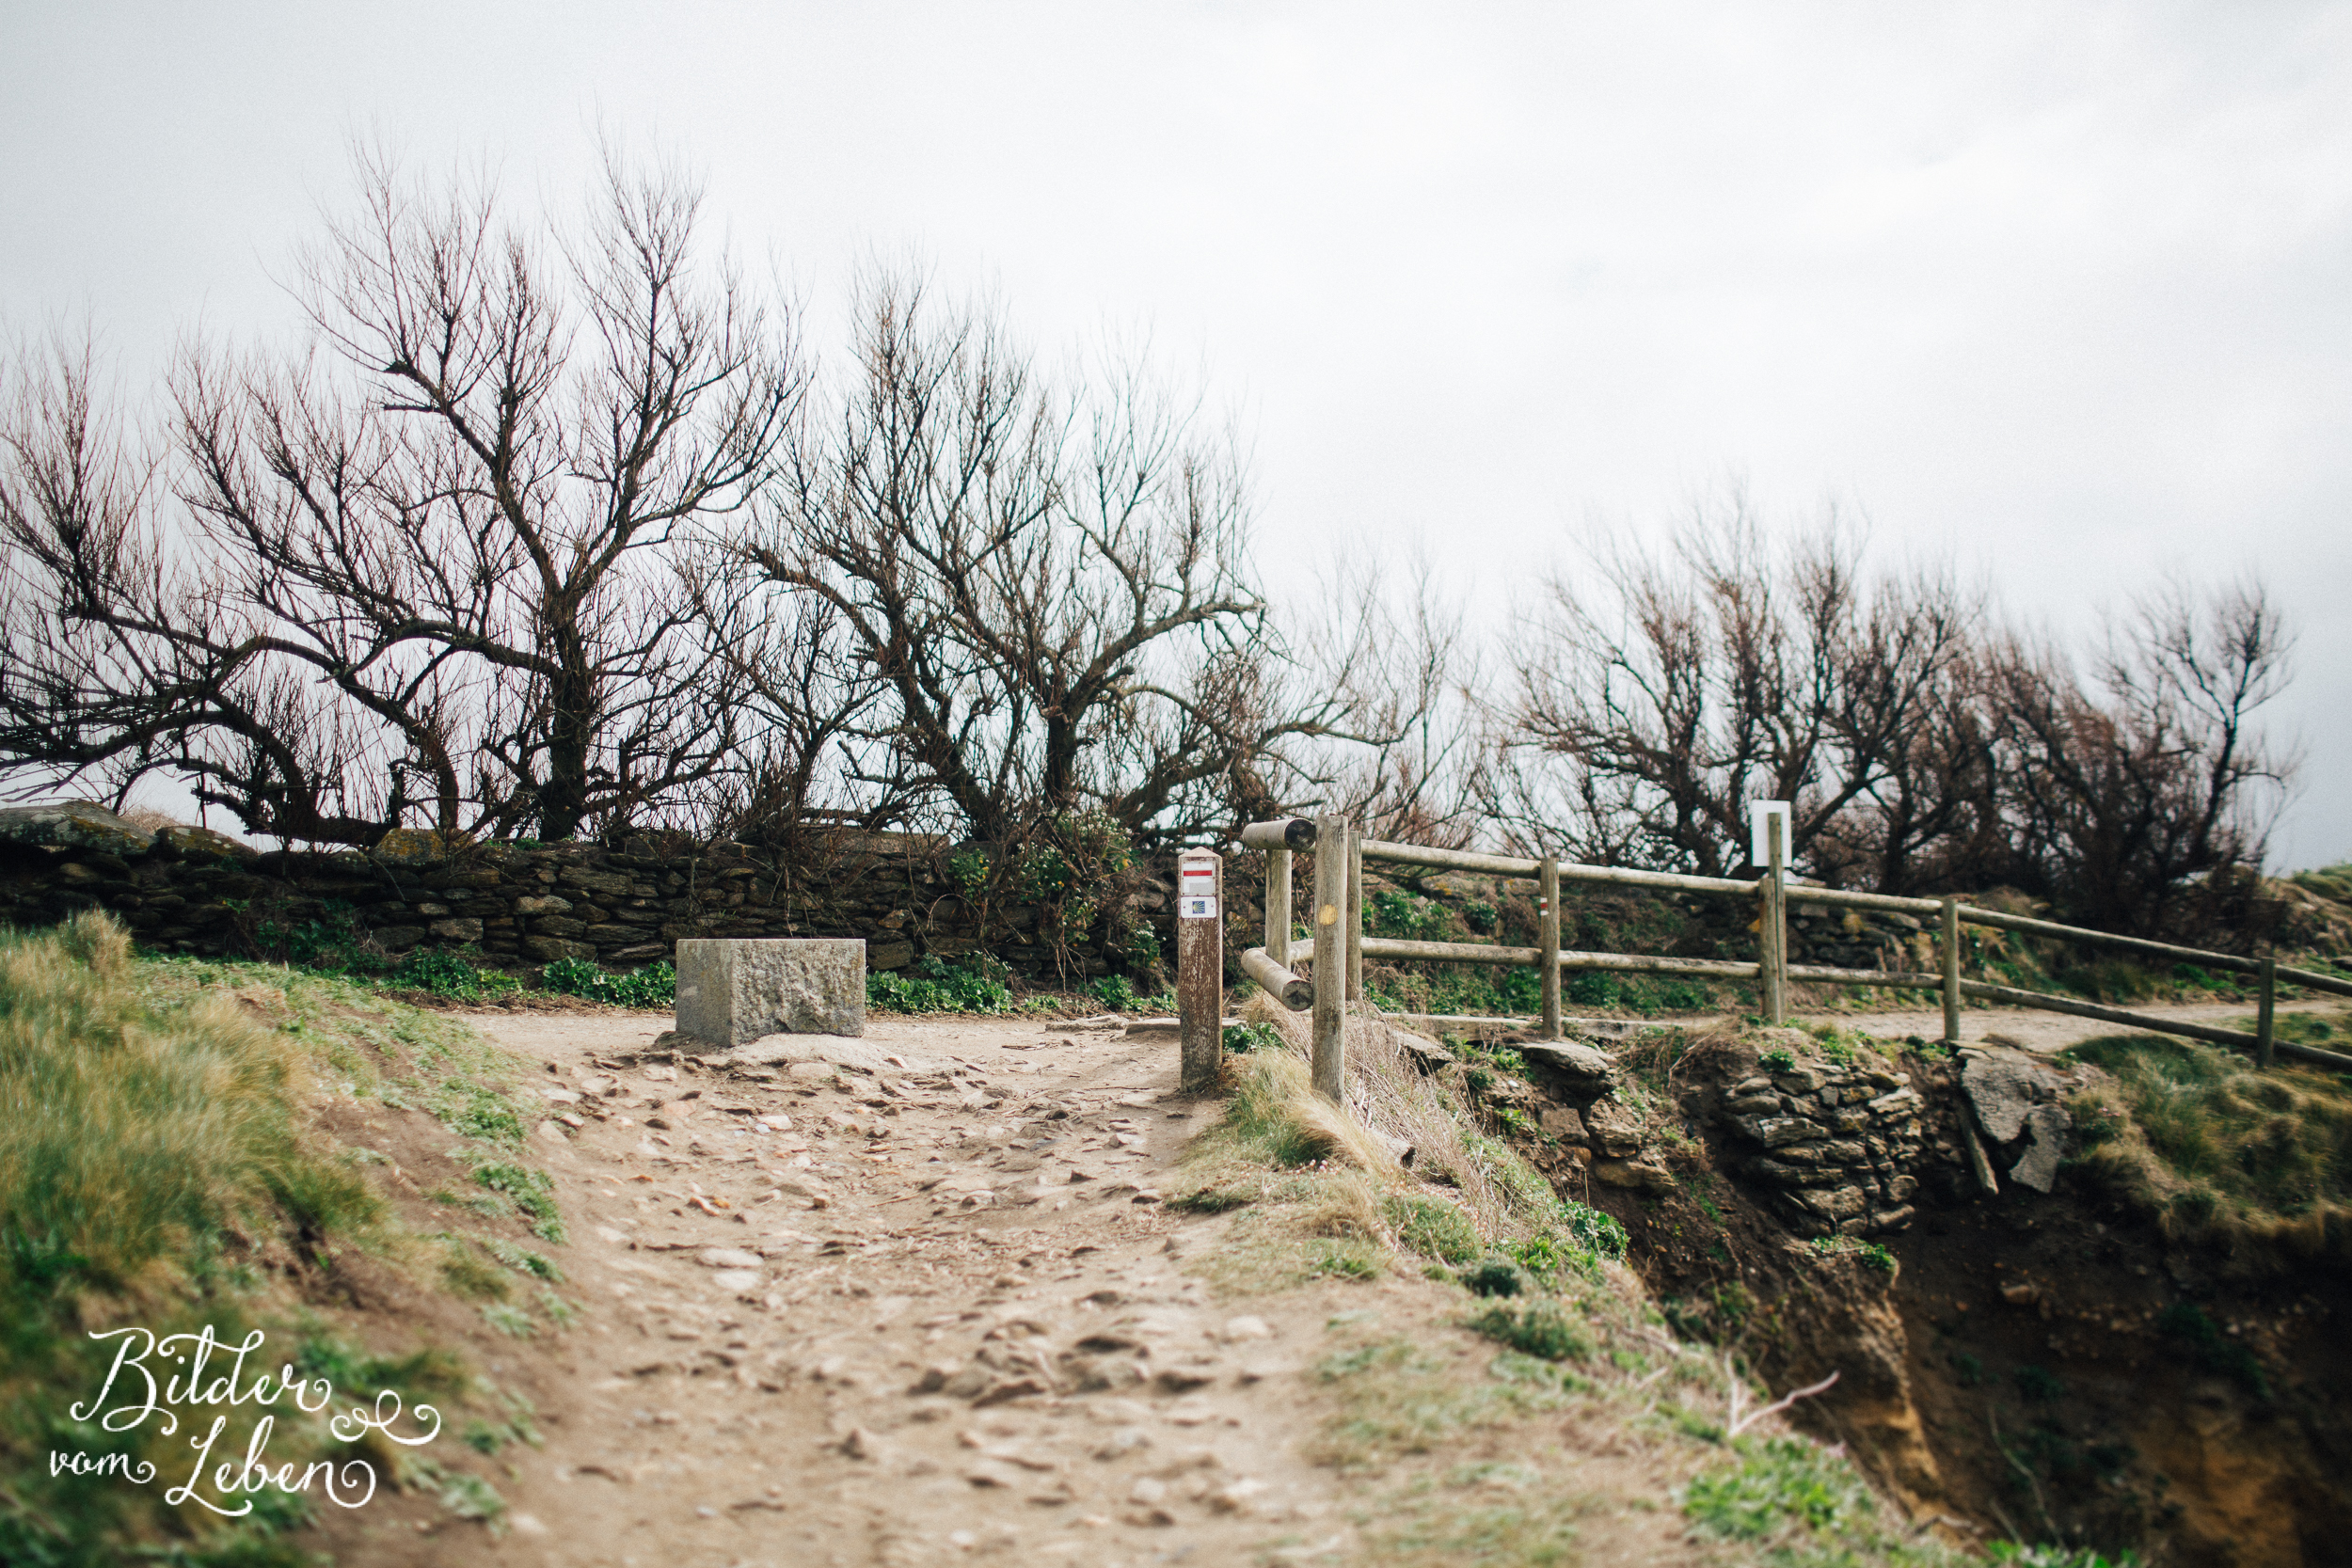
[698,1247,766,1270]
[1519,1041,1617,1089]
[1379,1024,1454,1073]
[2009,1102,2073,1194]
[0,800,153,854]
[720,1033,949,1076]
[1962,1052,2066,1143]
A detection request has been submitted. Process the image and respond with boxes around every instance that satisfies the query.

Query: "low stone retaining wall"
[1715,1063,1929,1236]
[0,803,1163,978]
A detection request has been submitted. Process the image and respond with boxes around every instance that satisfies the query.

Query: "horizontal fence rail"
[1956,980,2352,1070]
[1359,935,1762,980]
[1242,818,2352,1075]
[1353,837,2352,1005]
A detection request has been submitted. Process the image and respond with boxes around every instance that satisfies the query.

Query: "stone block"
[523,935,596,962]
[676,938,865,1045]
[1739,1115,1828,1148]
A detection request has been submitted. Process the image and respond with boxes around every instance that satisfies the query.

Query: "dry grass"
[1232,994,1597,1250]
[2065,1032,2352,1267]
[0,913,380,1296]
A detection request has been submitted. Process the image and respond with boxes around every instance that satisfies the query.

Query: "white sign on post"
[1179,860,1218,920]
[1749,800,1791,867]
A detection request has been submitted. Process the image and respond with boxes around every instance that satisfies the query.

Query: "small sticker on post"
[1181,895,1217,920]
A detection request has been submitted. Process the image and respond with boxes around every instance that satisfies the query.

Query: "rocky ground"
[309,1011,1611,1568]
[302,994,2330,1568]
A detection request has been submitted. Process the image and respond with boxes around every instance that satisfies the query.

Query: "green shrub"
[2157,1301,2268,1398]
[1088,975,1137,1011]
[387,946,523,1001]
[1682,1435,1875,1542]
[1458,1258,1532,1298]
[2013,1364,2066,1402]
[1759,1047,1797,1072]
[1463,1299,1592,1362]
[1223,1020,1283,1054]
[1555,1198,1629,1261]
[541,956,675,1007]
[866,954,1012,1014]
[1385,1194,1483,1264]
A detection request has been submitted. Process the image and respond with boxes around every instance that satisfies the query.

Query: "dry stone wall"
[1715,1063,1929,1237]
[0,803,1167,979]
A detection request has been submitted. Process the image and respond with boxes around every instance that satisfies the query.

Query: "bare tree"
[0,146,800,845]
[1491,503,1976,887]
[713,274,1384,849]
[1986,578,2295,938]
[1279,560,1485,848]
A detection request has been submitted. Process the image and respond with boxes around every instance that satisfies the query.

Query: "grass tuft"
[2063,1033,2352,1267]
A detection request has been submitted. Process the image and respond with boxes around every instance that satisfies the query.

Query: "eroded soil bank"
[1536,1022,2352,1567]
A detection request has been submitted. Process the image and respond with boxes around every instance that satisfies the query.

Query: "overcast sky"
[4,1,2346,866]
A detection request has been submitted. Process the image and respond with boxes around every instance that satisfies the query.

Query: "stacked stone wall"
[1717,1064,1928,1237]
[0,810,1168,980]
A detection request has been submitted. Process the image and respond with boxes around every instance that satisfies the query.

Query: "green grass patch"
[2064,1033,2352,1263]
[1386,1194,1484,1265]
[0,915,415,1565]
[1683,1434,1878,1542]
[1463,1299,1595,1362]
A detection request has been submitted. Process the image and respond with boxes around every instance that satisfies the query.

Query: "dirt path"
[317,1011,1418,1568]
[1784,996,2341,1054]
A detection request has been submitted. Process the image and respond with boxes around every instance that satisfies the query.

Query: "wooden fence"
[1235,815,2352,1097]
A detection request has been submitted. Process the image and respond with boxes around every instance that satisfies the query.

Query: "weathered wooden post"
[1239,816,1312,966]
[1176,847,1224,1092]
[1753,801,1790,1026]
[1311,813,1349,1102]
[1538,852,1562,1040]
[2258,955,2277,1069]
[1941,895,1963,1047]
[1344,823,1364,1002]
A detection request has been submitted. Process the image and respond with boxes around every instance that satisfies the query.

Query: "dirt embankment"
[1560,1029,2352,1568]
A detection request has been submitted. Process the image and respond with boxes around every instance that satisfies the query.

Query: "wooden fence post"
[1311,813,1348,1102]
[1538,853,1562,1040]
[2258,956,2277,1069]
[1345,823,1364,1003]
[1941,895,1963,1047]
[1762,812,1788,1027]
[1263,845,1292,965]
[1177,848,1224,1092]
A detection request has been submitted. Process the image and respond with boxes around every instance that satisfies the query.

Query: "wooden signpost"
[1176,847,1223,1091]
